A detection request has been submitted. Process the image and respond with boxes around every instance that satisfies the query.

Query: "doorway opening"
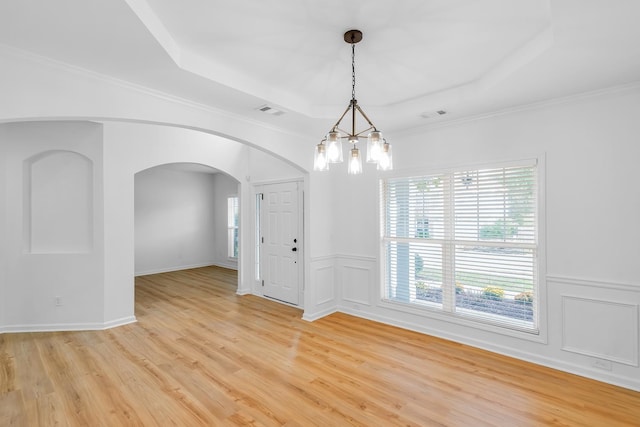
[133,163,240,315]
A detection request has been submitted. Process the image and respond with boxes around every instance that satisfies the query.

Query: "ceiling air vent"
[256,104,285,116]
[420,110,448,119]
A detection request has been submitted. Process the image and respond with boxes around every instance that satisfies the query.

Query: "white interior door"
[258,181,301,305]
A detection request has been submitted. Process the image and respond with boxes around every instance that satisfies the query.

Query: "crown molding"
[395,80,640,137]
[0,43,309,140]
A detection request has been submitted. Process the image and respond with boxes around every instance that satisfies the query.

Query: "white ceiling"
[1,0,640,136]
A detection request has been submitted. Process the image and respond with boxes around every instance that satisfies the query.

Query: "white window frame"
[227,195,239,259]
[379,158,547,342]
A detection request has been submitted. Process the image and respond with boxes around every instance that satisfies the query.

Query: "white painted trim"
[134,262,229,277]
[335,254,377,262]
[102,316,138,329]
[375,299,545,343]
[211,261,239,271]
[0,316,137,334]
[0,43,309,138]
[310,255,336,263]
[547,275,640,292]
[302,306,338,322]
[395,80,640,137]
[383,156,540,181]
[250,177,304,186]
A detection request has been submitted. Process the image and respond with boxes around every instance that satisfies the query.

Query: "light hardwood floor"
[1,266,639,426]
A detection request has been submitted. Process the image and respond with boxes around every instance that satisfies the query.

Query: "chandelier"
[313,29,392,174]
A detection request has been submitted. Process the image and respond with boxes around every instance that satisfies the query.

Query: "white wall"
[312,86,640,390]
[0,121,108,331]
[135,166,237,275]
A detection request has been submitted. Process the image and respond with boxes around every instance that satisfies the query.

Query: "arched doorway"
[133,163,240,315]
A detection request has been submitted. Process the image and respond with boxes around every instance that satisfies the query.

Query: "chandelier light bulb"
[366,130,383,163]
[377,142,393,171]
[326,131,343,163]
[313,142,329,171]
[347,147,363,175]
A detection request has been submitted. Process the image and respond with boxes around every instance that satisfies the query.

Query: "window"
[255,193,262,280]
[227,196,239,258]
[381,162,538,333]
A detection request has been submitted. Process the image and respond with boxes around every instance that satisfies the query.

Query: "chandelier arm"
[330,103,353,131]
[354,126,375,137]
[335,125,374,138]
[354,104,377,130]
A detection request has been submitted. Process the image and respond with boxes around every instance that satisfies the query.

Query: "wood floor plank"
[1,266,639,426]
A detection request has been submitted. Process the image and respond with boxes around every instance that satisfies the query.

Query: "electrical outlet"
[592,358,612,371]
[55,296,62,307]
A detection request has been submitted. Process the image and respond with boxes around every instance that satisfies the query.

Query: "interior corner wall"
[326,87,640,391]
[0,121,105,331]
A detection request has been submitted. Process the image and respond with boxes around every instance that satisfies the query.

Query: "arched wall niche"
[24,150,94,254]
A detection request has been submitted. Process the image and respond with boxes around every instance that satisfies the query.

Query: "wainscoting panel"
[338,255,376,308]
[304,257,338,321]
[562,295,639,366]
[315,264,335,305]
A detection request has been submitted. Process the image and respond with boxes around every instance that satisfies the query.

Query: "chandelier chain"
[351,43,356,101]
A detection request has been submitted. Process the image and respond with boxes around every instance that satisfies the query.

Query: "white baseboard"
[302,306,337,322]
[0,316,137,334]
[135,261,237,276]
[102,316,137,329]
[210,261,238,271]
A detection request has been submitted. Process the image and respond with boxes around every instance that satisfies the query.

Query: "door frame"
[252,178,304,307]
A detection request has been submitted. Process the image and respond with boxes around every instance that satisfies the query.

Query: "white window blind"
[382,163,538,332]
